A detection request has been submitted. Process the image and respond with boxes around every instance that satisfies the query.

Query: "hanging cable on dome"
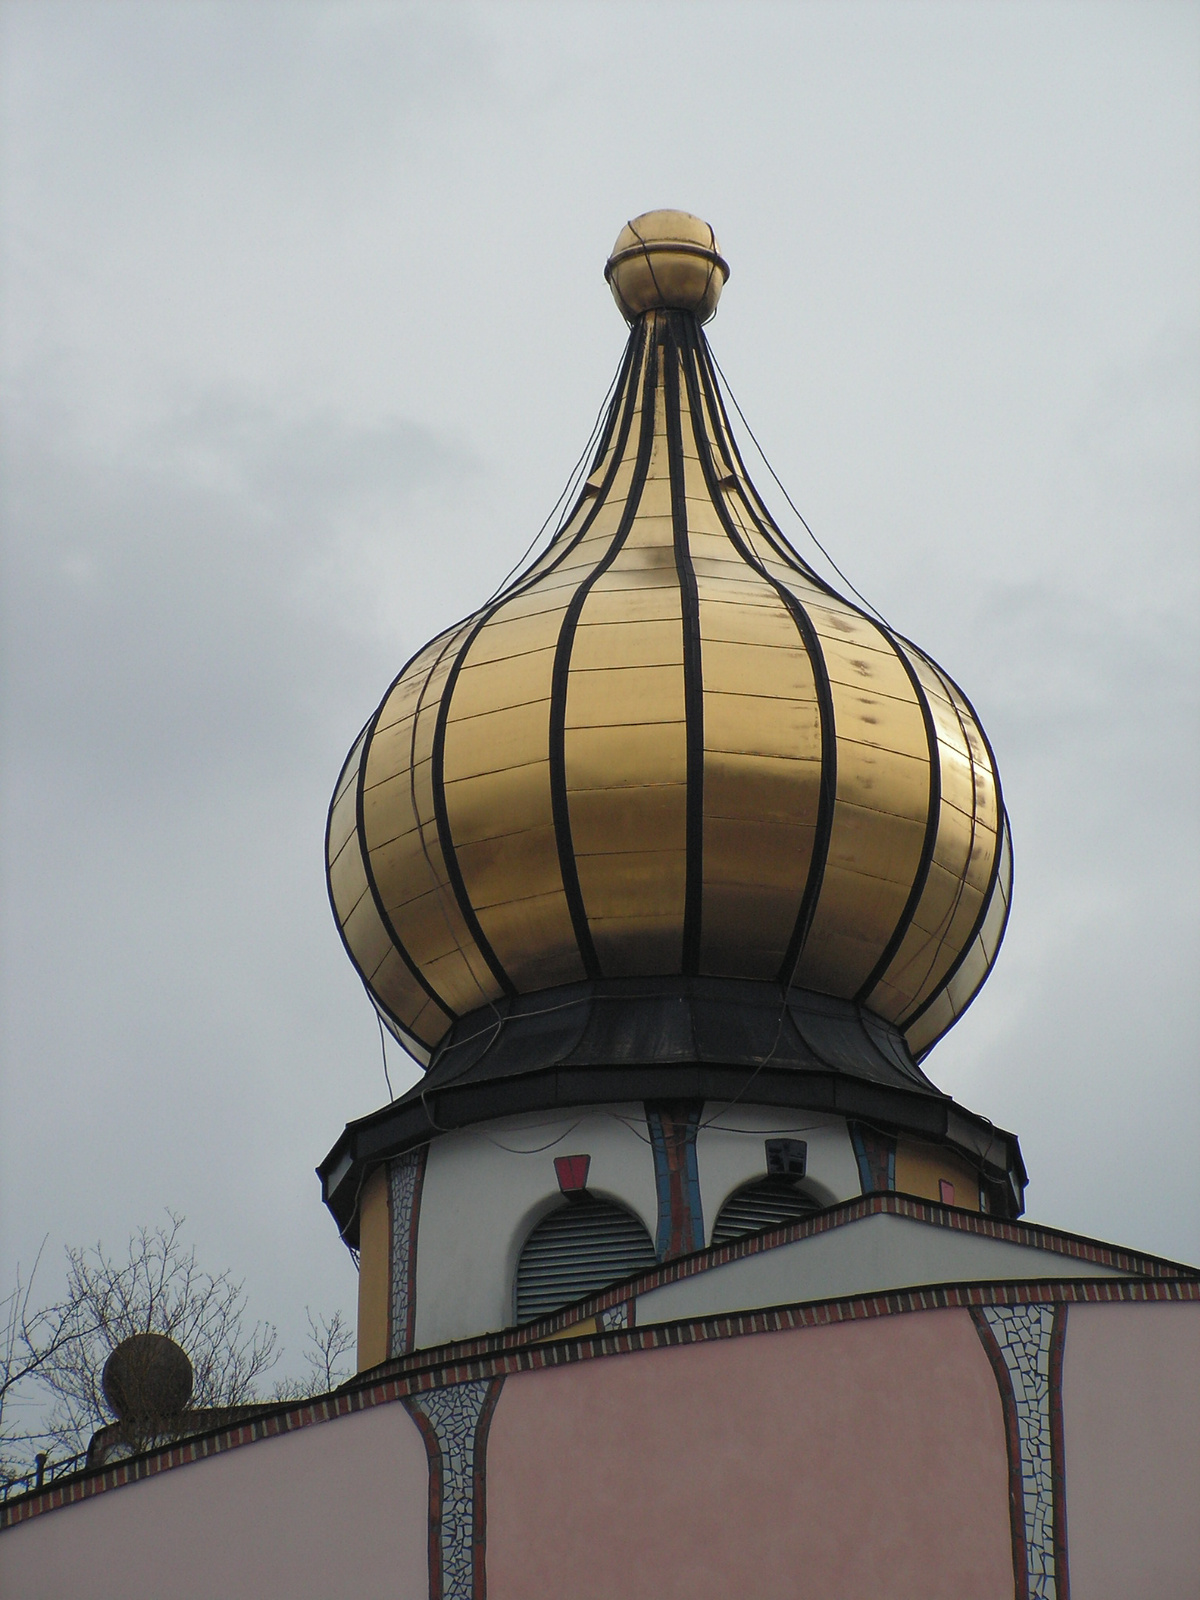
[376,1009,395,1103]
[706,344,893,631]
[482,345,627,606]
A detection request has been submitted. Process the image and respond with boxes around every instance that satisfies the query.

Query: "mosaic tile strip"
[385,1191,1194,1365]
[597,1301,630,1331]
[6,1278,1194,1529]
[849,1122,896,1193]
[645,1101,704,1258]
[404,1377,503,1600]
[389,1145,428,1358]
[973,1305,1070,1600]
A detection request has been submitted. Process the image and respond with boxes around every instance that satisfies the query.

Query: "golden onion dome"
[605,209,729,323]
[327,212,1012,1070]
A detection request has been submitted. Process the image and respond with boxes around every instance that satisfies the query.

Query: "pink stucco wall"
[1062,1301,1200,1600]
[0,1402,429,1600]
[486,1307,1013,1600]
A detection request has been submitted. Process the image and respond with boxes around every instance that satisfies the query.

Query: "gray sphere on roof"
[102,1332,193,1422]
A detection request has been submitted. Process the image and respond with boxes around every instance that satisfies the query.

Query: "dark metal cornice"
[318,975,1026,1246]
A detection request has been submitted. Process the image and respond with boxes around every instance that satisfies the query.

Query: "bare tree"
[299,1308,354,1393]
[2,1216,357,1492]
[271,1309,356,1402]
[0,1245,97,1490]
[30,1213,279,1462]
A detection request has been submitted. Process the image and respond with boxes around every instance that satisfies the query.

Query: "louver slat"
[710,1178,820,1246]
[516,1199,657,1323]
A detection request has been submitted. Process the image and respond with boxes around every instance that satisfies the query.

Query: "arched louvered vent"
[710,1178,820,1246]
[515,1198,657,1324]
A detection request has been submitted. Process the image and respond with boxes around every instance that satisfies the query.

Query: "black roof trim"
[318,978,1025,1244]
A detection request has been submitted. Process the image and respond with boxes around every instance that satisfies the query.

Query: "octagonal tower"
[320,213,1023,1368]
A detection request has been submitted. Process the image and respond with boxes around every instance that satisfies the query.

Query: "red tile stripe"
[3,1272,1195,1529]
[373,1190,1197,1373]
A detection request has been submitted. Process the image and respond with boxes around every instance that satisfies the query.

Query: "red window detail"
[555,1154,591,1194]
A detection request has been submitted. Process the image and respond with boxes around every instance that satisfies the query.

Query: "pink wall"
[1062,1301,1200,1599]
[486,1308,1013,1600]
[0,1403,429,1600]
[7,1296,1195,1599]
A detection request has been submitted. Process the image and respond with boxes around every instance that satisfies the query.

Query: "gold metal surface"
[606,210,728,323]
[575,847,688,921]
[566,784,687,855]
[702,752,823,824]
[443,759,553,846]
[590,914,685,975]
[704,691,821,758]
[442,698,551,784]
[564,724,688,791]
[566,664,686,728]
[700,881,803,979]
[570,618,682,670]
[474,890,586,992]
[329,219,1010,1060]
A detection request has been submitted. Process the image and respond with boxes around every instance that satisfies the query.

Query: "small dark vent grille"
[710,1178,820,1246]
[515,1199,657,1324]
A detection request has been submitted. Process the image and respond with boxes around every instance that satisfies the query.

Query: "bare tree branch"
[1,1243,100,1489]
[3,1214,279,1473]
[270,1308,355,1402]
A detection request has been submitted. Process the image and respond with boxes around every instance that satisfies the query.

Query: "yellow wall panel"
[356,1166,391,1373]
[894,1140,982,1210]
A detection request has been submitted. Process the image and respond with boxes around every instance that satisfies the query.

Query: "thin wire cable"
[707,345,892,630]
[480,347,627,607]
[376,1009,395,1103]
[625,217,723,328]
[403,346,630,1132]
[700,1119,823,1136]
[475,1118,584,1156]
[896,664,986,1008]
[365,332,635,1110]
[696,993,791,1131]
[710,336,1002,1040]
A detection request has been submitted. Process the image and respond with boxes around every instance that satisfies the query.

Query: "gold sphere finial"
[605,209,729,324]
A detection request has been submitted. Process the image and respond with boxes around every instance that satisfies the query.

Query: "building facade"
[3,212,1196,1599]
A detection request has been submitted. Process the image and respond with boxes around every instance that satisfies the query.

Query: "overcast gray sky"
[2,0,1198,1378]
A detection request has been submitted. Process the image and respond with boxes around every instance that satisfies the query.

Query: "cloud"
[1,371,476,797]
[1,0,1197,1387]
